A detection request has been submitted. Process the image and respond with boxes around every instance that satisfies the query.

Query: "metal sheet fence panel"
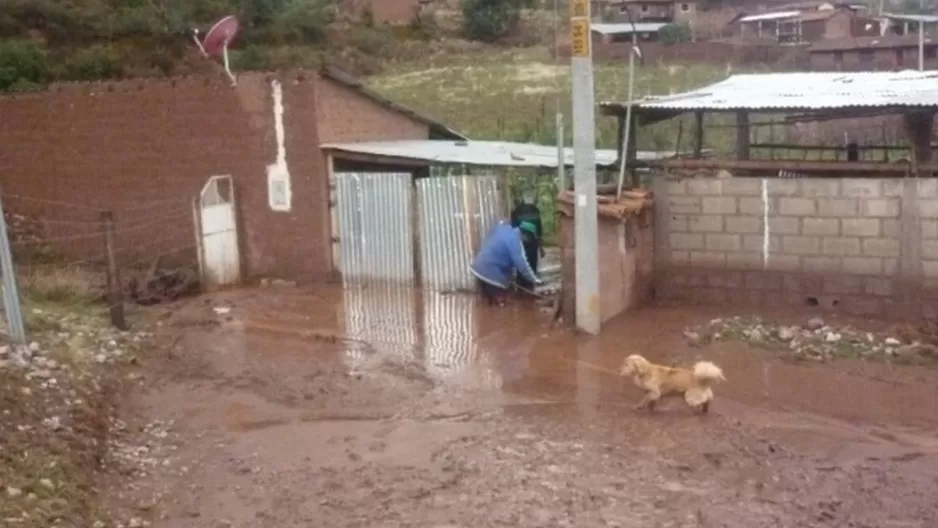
[417,174,502,291]
[335,172,414,284]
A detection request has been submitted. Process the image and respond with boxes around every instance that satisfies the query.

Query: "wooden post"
[736,110,750,161]
[626,115,639,187]
[100,211,128,330]
[693,111,704,158]
[410,169,426,286]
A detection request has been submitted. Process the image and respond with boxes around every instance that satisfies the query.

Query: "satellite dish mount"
[192,15,240,86]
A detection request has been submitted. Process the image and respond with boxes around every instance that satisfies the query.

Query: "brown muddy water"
[111,283,938,527]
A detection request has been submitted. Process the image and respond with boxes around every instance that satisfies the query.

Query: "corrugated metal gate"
[334,172,414,284]
[417,175,501,290]
[334,172,502,290]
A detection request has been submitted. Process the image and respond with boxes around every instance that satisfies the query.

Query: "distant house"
[595,0,697,25]
[808,34,938,70]
[735,6,858,44]
[880,13,938,37]
[341,0,430,25]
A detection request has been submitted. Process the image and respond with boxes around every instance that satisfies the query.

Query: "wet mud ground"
[113,284,938,527]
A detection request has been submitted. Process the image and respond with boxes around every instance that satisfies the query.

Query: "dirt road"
[109,285,938,527]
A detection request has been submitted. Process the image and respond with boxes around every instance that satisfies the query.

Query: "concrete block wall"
[652,174,938,318]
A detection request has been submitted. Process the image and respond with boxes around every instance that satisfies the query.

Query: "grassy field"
[368,49,737,150]
[367,50,741,244]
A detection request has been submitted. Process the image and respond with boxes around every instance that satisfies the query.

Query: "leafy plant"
[0,39,51,92]
[659,23,692,45]
[460,0,532,43]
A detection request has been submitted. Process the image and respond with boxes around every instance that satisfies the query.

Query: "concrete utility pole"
[569,0,600,335]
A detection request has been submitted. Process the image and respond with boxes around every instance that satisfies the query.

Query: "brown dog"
[619,354,726,414]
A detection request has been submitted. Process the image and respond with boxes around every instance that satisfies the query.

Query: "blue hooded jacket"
[470,222,539,289]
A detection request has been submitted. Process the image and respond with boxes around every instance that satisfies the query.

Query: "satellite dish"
[192,15,240,86]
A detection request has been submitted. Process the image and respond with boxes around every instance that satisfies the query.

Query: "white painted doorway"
[197,175,241,288]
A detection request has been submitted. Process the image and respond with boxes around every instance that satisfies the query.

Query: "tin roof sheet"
[591,22,669,35]
[602,70,938,112]
[738,11,800,22]
[882,12,938,24]
[322,140,677,168]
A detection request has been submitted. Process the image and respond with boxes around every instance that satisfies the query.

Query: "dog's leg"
[634,391,661,411]
[700,401,710,414]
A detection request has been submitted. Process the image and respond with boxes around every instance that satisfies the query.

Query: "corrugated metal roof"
[738,11,800,22]
[882,12,938,24]
[602,70,938,112]
[591,22,668,35]
[322,140,677,168]
[809,34,936,52]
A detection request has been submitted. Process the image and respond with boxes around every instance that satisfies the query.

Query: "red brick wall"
[0,71,432,281]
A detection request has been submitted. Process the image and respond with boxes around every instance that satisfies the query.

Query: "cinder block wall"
[652,174,938,318]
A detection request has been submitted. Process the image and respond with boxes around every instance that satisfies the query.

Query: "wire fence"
[0,190,202,342]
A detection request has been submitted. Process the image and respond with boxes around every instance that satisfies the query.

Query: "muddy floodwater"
[115,283,938,527]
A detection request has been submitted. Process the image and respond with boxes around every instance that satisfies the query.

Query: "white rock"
[128,517,148,528]
[6,486,22,497]
[778,327,796,341]
[825,332,841,343]
[0,345,9,357]
[28,342,40,353]
[885,337,901,346]
[43,416,62,431]
[39,478,54,490]
[807,317,825,331]
[94,354,107,364]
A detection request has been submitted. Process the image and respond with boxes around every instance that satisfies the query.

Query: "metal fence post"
[0,190,26,343]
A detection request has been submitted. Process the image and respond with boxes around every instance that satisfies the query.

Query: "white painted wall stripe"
[267,80,292,212]
[762,177,770,269]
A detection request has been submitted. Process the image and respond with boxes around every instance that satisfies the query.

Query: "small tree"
[658,23,692,45]
[460,0,530,43]
[0,40,51,92]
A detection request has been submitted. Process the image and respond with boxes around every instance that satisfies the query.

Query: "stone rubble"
[0,307,173,527]
[684,315,938,363]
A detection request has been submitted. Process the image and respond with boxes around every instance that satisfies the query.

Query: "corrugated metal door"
[417,174,502,291]
[335,172,414,284]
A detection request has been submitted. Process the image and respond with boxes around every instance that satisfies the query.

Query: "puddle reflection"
[338,284,546,390]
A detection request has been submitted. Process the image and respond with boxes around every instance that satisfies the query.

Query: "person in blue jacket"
[470,221,541,306]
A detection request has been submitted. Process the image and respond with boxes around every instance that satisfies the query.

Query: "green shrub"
[64,45,123,81]
[659,23,692,45]
[460,0,531,43]
[0,39,51,92]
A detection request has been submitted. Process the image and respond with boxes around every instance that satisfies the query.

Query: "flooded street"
[118,284,938,527]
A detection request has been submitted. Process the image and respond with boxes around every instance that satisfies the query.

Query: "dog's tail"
[692,361,725,386]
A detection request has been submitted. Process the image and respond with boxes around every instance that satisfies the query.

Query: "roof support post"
[693,111,705,158]
[735,110,750,161]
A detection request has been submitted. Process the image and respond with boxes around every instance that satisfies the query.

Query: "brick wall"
[652,174,938,318]
[0,71,432,281]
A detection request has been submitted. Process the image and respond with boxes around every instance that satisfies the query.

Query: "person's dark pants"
[515,239,540,293]
[477,279,508,306]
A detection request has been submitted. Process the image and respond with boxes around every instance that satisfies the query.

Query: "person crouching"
[470,221,542,306]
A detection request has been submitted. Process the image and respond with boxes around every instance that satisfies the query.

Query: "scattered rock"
[778,326,797,341]
[684,315,938,363]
